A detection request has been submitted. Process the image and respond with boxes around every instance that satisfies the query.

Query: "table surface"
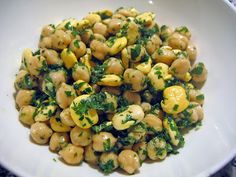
[1,0,236,177]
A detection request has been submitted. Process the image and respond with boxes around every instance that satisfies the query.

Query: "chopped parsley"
[131,44,141,59]
[73,40,80,48]
[196,94,204,100]
[99,160,114,174]
[103,138,111,151]
[64,91,72,97]
[191,63,204,75]
[122,114,133,124]
[173,104,179,111]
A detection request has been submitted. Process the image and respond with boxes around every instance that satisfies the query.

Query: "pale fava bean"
[93,33,106,42]
[92,132,117,152]
[101,86,121,96]
[70,126,92,147]
[132,142,147,162]
[112,105,144,130]
[186,43,197,65]
[145,34,162,55]
[59,143,84,165]
[168,32,189,50]
[140,102,151,113]
[80,29,94,45]
[19,105,36,126]
[69,39,87,58]
[56,83,76,109]
[48,70,67,89]
[41,49,63,66]
[99,152,119,172]
[147,137,167,160]
[107,18,124,35]
[189,89,204,105]
[118,149,140,174]
[16,90,35,109]
[93,22,108,37]
[30,122,53,144]
[143,113,163,132]
[60,108,76,127]
[104,57,124,75]
[84,13,101,25]
[72,63,90,83]
[49,132,70,152]
[51,30,71,50]
[25,55,47,77]
[123,91,141,105]
[39,36,52,49]
[123,68,147,92]
[84,144,99,165]
[90,40,109,60]
[41,25,55,37]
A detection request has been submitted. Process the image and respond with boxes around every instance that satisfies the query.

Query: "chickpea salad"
[14,7,207,175]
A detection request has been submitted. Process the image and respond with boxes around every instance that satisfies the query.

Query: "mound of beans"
[14,7,207,174]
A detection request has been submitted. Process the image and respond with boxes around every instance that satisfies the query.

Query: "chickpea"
[175,26,191,39]
[60,108,76,127]
[51,30,71,50]
[160,25,173,41]
[84,13,101,25]
[39,37,52,49]
[191,62,208,85]
[127,44,146,63]
[140,102,151,113]
[147,137,167,160]
[49,132,70,152]
[80,29,94,45]
[123,91,141,105]
[112,13,126,20]
[72,63,90,82]
[70,126,92,146]
[143,114,163,132]
[128,122,146,143]
[118,150,140,174]
[116,8,139,17]
[93,33,106,42]
[186,43,197,65]
[145,34,162,55]
[48,70,67,89]
[25,55,47,77]
[16,90,35,109]
[104,57,124,75]
[93,22,108,37]
[190,102,204,122]
[170,59,191,78]
[136,12,155,27]
[90,40,109,60]
[65,30,81,41]
[19,105,36,126]
[41,25,55,37]
[133,142,147,162]
[92,132,117,152]
[59,143,84,165]
[99,152,119,173]
[161,86,189,114]
[56,83,76,109]
[91,83,101,93]
[189,89,204,105]
[30,122,53,144]
[15,70,37,90]
[41,49,63,66]
[69,39,87,58]
[152,46,176,65]
[123,68,147,92]
[101,87,121,96]
[84,144,99,165]
[167,32,189,50]
[107,19,124,35]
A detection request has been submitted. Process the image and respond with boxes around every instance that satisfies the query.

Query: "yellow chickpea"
[48,70,67,89]
[69,39,87,58]
[39,37,52,49]
[140,102,152,113]
[107,18,124,35]
[90,40,109,60]
[132,142,147,162]
[84,144,99,165]
[191,62,208,85]
[92,132,117,152]
[84,13,101,25]
[16,90,35,109]
[147,137,167,160]
[143,113,163,132]
[60,108,76,127]
[167,32,189,50]
[41,49,63,66]
[123,91,141,105]
[80,29,94,45]
[72,63,90,83]
[41,24,55,37]
[152,46,176,66]
[30,122,53,144]
[19,105,36,126]
[186,43,197,65]
[99,152,119,173]
[51,30,71,50]
[104,57,124,75]
[145,34,162,55]
[49,132,70,152]
[93,22,108,37]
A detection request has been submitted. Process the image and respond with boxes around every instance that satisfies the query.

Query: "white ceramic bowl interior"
[0,0,236,177]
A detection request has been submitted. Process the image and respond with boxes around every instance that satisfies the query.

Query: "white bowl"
[0,0,236,177]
